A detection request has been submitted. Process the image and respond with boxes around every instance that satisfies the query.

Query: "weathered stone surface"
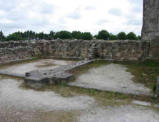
[24,60,94,88]
[0,40,51,64]
[142,0,159,60]
[0,40,150,65]
[49,40,149,61]
[142,0,159,41]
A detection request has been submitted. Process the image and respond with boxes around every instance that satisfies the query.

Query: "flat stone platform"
[24,60,94,88]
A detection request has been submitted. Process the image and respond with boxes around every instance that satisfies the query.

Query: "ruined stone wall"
[142,0,159,41]
[0,40,149,64]
[142,0,159,59]
[49,40,149,61]
[0,41,44,64]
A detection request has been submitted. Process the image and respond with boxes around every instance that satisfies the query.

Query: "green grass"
[121,60,159,91]
[70,59,159,91]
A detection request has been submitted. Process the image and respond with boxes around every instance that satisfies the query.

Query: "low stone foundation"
[24,60,94,88]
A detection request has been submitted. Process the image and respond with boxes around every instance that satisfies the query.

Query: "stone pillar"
[142,0,159,41]
[142,0,159,59]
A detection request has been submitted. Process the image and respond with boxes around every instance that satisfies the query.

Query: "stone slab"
[24,60,94,88]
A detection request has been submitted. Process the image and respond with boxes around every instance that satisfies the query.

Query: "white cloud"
[0,0,143,35]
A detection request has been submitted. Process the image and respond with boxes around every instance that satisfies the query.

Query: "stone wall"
[142,0,159,41]
[0,41,45,64]
[49,40,149,61]
[0,40,150,64]
[142,0,159,60]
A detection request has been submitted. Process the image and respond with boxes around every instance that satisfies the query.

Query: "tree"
[49,31,55,40]
[94,35,98,39]
[0,31,5,41]
[137,35,141,40]
[55,31,72,39]
[117,32,127,40]
[23,30,36,40]
[109,33,117,40]
[127,32,137,40]
[81,32,93,40]
[72,31,82,39]
[6,32,23,41]
[97,30,110,40]
[36,32,49,40]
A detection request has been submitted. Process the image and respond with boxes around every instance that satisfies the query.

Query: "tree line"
[0,30,141,41]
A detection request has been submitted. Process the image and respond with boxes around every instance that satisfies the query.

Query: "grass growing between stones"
[33,111,77,122]
[120,60,159,91]
[70,59,159,93]
[0,111,76,122]
[75,59,159,91]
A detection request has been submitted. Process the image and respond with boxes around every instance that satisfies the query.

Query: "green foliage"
[72,31,82,39]
[36,32,50,40]
[94,35,98,39]
[97,30,110,40]
[0,31,5,41]
[142,60,159,67]
[117,32,127,40]
[81,32,93,40]
[55,31,72,39]
[137,35,141,40]
[109,33,118,40]
[6,32,23,41]
[23,30,36,40]
[0,30,141,41]
[127,32,137,40]
[49,31,55,40]
[124,60,159,91]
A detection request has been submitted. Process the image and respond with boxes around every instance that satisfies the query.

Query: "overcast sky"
[0,0,143,35]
